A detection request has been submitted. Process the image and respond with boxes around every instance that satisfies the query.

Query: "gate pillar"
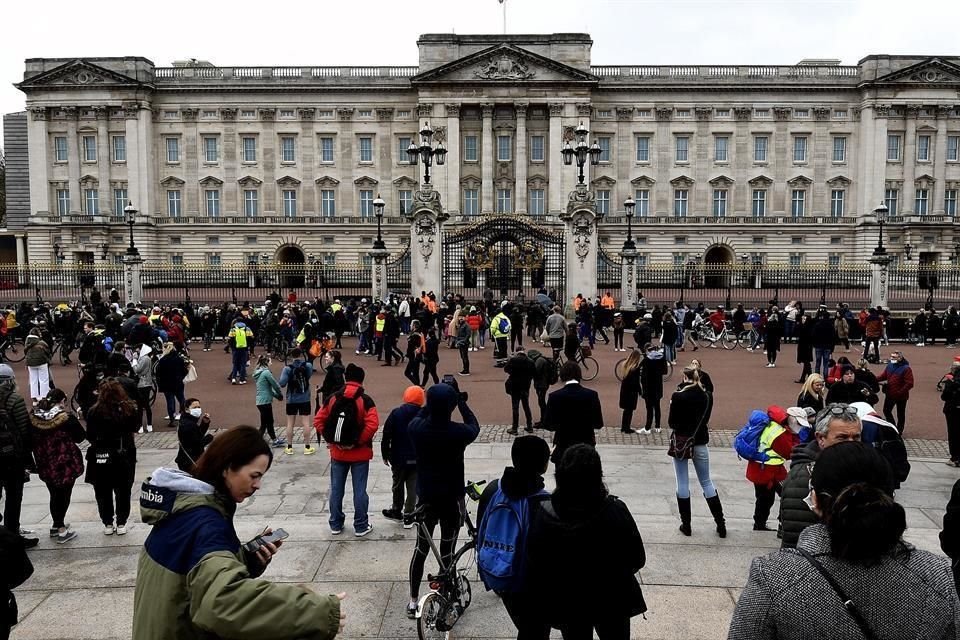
[123,253,143,306]
[407,188,447,297]
[561,185,601,313]
[869,251,892,309]
[370,247,389,303]
[620,246,638,310]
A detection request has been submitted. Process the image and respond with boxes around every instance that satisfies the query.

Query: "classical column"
[515,102,528,214]
[934,106,950,215]
[481,103,494,213]
[548,102,564,213]
[95,107,110,216]
[860,105,888,220]
[561,186,599,311]
[902,106,918,215]
[65,107,80,213]
[445,103,461,214]
[616,107,634,212]
[124,107,141,215]
[26,107,51,218]
[370,247,389,302]
[408,190,447,295]
[620,246,638,309]
[300,108,318,213]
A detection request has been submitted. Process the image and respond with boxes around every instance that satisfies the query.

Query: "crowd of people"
[1,287,960,640]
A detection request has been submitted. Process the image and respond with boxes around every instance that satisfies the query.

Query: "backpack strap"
[796,548,879,640]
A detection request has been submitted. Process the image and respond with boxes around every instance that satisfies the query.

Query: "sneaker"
[231,379,238,385]
[479,345,485,350]
[655,427,662,434]
[382,509,403,522]
[406,601,418,619]
[103,525,115,535]
[458,371,471,376]
[146,424,153,433]
[506,428,519,435]
[947,460,960,468]
[355,524,374,537]
[162,415,170,421]
[355,350,361,355]
[19,528,34,535]
[174,413,181,421]
[20,536,39,549]
[116,525,127,535]
[304,445,316,455]
[50,525,69,538]
[138,427,144,434]
[639,428,651,435]
[330,526,343,535]
[285,446,295,455]
[57,530,78,544]
[239,380,247,385]
[402,515,415,529]
[272,438,286,448]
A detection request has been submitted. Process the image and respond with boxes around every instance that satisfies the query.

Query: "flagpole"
[501,0,507,34]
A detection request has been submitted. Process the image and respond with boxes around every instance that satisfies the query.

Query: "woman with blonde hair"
[667,366,725,537]
[797,374,827,413]
[618,349,643,434]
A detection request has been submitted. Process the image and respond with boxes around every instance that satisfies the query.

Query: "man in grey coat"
[778,404,862,549]
[544,306,567,360]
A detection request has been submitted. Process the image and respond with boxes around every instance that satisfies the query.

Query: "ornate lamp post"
[372,194,386,250]
[407,122,447,185]
[622,196,636,250]
[873,202,889,256]
[124,202,139,256]
[561,121,601,185]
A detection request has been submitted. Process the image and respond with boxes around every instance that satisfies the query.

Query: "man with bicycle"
[407,380,480,619]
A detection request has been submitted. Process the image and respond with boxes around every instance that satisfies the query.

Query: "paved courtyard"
[7,439,957,640]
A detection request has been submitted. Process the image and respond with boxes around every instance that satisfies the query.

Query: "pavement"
[7,439,959,640]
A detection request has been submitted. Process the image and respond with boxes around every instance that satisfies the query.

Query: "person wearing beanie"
[314,363,379,537]
[826,365,878,406]
[476,435,552,639]
[380,386,426,527]
[746,405,799,531]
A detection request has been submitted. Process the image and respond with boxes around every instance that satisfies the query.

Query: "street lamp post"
[407,122,447,186]
[622,196,636,250]
[370,194,389,301]
[873,202,889,256]
[561,121,602,185]
[124,202,139,256]
[372,194,386,250]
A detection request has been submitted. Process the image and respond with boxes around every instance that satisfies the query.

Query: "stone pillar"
[26,107,51,218]
[370,247,389,302]
[869,252,892,309]
[481,103,494,213]
[515,102,528,214]
[408,188,447,296]
[620,246,638,310]
[934,106,949,215]
[445,103,461,214]
[561,185,599,312]
[548,103,564,213]
[16,236,26,286]
[902,108,918,214]
[123,253,143,305]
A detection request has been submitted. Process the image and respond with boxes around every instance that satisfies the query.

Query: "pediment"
[708,175,735,187]
[412,44,597,85]
[873,58,960,86]
[237,176,262,187]
[670,175,695,188]
[787,174,813,187]
[631,175,656,188]
[749,174,773,187]
[199,176,224,187]
[17,59,144,89]
[160,176,186,187]
[591,175,616,188]
[393,176,418,187]
[315,176,340,187]
[827,175,852,187]
[277,176,301,187]
[353,175,379,187]
[527,173,548,188]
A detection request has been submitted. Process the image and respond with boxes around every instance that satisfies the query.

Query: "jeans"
[46,481,74,529]
[613,328,624,349]
[535,387,548,422]
[644,396,661,430]
[409,501,462,599]
[329,460,370,531]
[390,465,417,515]
[136,386,153,428]
[404,357,421,386]
[511,392,533,430]
[94,474,132,526]
[673,445,717,499]
[0,463,25,534]
[163,389,186,421]
[883,396,908,434]
[814,348,832,378]
[458,343,470,373]
[230,347,248,381]
[258,403,277,440]
[663,342,676,362]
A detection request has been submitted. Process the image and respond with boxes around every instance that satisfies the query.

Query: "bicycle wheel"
[614,358,627,381]
[694,331,714,349]
[721,331,738,350]
[579,356,599,381]
[417,592,450,640]
[456,572,472,611]
[2,340,24,363]
[59,344,70,366]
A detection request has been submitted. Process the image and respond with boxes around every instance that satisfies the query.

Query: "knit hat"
[344,363,365,384]
[402,385,426,407]
[767,405,788,426]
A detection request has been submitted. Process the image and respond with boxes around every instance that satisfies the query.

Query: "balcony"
[151,214,408,225]
[601,215,856,225]
[152,66,419,87]
[590,64,860,86]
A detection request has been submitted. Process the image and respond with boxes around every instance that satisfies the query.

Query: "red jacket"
[466,314,482,331]
[314,382,379,462]
[878,362,915,400]
[746,427,797,487]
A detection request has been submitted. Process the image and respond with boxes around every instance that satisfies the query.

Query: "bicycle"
[0,335,25,363]
[552,345,598,381]
[50,335,75,366]
[269,334,290,364]
[414,480,486,640]
[614,347,674,381]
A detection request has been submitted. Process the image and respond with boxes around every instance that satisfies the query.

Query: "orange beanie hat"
[403,385,426,407]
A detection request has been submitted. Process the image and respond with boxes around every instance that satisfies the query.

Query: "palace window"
[114,188,128,215]
[242,137,257,163]
[399,190,413,215]
[713,189,727,218]
[529,189,545,215]
[752,190,766,217]
[203,137,219,163]
[359,136,373,163]
[917,135,931,161]
[112,135,126,162]
[56,189,70,215]
[84,188,99,215]
[884,189,899,215]
[321,190,336,216]
[635,136,650,162]
[398,137,411,164]
[282,190,297,217]
[205,190,221,217]
[166,138,180,163]
[82,135,96,162]
[281,136,296,163]
[674,189,688,217]
[464,135,478,162]
[793,136,807,163]
[915,188,929,215]
[596,190,610,215]
[531,135,545,162]
[754,136,768,162]
[634,189,650,217]
[243,190,258,217]
[830,189,845,217]
[945,190,958,217]
[887,134,901,161]
[359,190,374,217]
[597,136,611,162]
[167,191,181,217]
[714,136,728,162]
[54,136,68,162]
[497,135,512,161]
[496,188,512,213]
[463,188,479,215]
[948,136,959,162]
[832,136,846,163]
[320,137,335,163]
[791,189,805,217]
[675,136,689,163]
[789,253,802,267]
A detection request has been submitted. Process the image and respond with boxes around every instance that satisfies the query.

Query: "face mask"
[189,407,202,418]
[802,490,816,511]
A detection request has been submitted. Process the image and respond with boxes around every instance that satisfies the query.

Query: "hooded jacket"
[314,381,379,463]
[175,412,213,472]
[409,384,480,505]
[24,334,52,367]
[132,468,341,640]
[0,383,32,469]
[253,366,283,406]
[381,402,420,467]
[778,440,820,549]
[527,349,553,390]
[29,405,85,487]
[878,359,915,400]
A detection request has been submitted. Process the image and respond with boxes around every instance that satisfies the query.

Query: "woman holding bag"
[155,342,188,426]
[667,366,726,538]
[24,328,53,403]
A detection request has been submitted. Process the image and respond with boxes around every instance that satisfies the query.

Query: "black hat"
[344,363,365,384]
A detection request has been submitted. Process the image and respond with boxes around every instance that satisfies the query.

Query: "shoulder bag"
[668,392,710,460]
[797,548,879,640]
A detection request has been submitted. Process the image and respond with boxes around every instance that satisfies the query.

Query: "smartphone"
[243,527,289,553]
[441,373,456,385]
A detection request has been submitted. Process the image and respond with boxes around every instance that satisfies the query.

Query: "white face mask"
[189,407,202,418]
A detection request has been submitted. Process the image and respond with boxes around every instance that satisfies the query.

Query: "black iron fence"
[386,248,412,297]
[597,245,622,302]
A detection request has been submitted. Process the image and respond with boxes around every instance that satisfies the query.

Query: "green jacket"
[132,467,340,640]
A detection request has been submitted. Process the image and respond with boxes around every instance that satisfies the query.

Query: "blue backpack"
[498,316,510,334]
[477,484,547,593]
[733,410,773,463]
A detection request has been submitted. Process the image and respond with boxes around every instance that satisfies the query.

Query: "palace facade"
[5,33,960,280]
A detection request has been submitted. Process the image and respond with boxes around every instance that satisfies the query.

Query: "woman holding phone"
[132,426,346,640]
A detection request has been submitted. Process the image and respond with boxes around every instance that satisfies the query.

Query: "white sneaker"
[146,424,153,433]
[174,413,181,420]
[655,427,662,434]
[116,525,127,536]
[138,427,144,434]
[639,428,651,435]
[104,525,115,535]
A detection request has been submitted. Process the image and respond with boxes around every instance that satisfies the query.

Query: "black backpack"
[289,362,310,396]
[322,391,363,446]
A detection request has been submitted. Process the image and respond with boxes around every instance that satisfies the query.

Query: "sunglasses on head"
[822,403,858,418]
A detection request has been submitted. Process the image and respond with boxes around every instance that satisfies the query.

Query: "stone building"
[5,33,960,298]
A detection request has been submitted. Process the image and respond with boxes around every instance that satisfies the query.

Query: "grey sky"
[3,0,958,146]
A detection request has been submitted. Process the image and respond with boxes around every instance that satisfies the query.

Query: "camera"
[441,374,469,402]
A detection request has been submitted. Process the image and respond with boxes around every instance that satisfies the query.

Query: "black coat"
[795,319,814,364]
[667,384,712,446]
[84,405,138,485]
[527,494,646,626]
[811,317,837,350]
[826,380,877,406]
[640,355,667,400]
[779,440,821,549]
[618,366,642,411]
[175,413,213,472]
[504,353,535,395]
[797,390,825,414]
[155,352,187,394]
[381,402,420,467]
[543,383,603,463]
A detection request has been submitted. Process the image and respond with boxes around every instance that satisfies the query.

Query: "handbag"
[183,363,198,384]
[667,393,711,460]
[797,548,879,640]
